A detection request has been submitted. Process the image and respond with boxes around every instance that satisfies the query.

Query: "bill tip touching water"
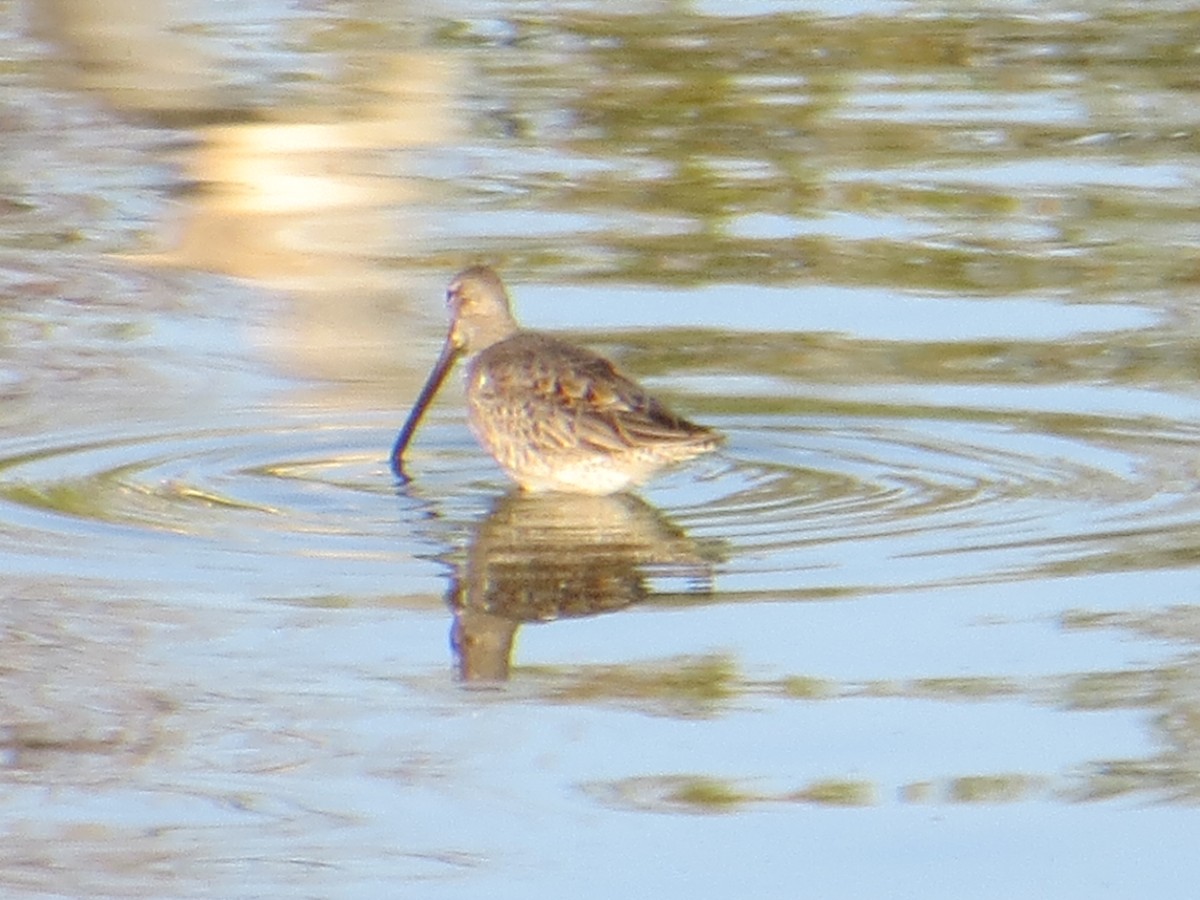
[390,266,722,494]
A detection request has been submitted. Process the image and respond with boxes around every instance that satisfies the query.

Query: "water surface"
[3,2,1200,898]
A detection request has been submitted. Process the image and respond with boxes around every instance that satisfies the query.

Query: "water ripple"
[0,407,1196,599]
[667,412,1200,594]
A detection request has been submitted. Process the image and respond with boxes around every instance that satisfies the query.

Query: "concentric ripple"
[1,407,1198,603]
[0,416,424,597]
[664,411,1200,597]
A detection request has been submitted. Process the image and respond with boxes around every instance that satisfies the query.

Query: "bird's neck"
[465,314,520,352]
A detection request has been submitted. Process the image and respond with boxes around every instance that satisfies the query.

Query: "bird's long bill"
[390,339,462,478]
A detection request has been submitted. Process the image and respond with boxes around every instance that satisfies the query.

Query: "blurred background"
[2,1,1200,897]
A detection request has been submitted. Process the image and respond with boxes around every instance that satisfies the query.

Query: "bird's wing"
[479,334,718,454]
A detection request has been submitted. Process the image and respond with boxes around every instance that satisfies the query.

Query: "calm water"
[3,1,1200,897]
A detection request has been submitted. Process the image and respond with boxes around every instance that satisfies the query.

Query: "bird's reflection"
[448,492,718,681]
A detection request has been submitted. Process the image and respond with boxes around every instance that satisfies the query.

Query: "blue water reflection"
[3,1,1200,899]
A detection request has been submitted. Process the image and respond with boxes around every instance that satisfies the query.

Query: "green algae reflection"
[525,653,739,718]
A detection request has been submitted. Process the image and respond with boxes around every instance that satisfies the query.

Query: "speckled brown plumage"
[391,266,721,493]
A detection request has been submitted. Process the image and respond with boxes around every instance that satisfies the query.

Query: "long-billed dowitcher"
[390,266,721,494]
